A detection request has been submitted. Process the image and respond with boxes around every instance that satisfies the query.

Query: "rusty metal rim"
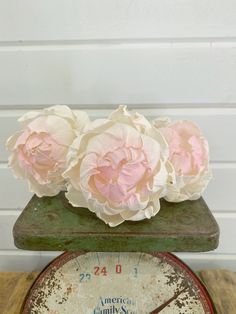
[21,251,216,314]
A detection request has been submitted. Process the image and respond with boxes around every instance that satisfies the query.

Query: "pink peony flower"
[6,105,89,197]
[153,117,212,202]
[63,106,174,227]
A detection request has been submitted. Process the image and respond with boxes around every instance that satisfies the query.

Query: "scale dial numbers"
[22,252,215,314]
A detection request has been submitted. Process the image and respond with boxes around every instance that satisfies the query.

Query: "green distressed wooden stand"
[13,192,219,252]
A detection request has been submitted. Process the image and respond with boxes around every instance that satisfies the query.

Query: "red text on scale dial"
[93,265,123,276]
[94,266,108,276]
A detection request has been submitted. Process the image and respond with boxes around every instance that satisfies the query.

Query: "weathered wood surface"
[0,270,235,314]
[198,269,236,314]
[0,272,38,314]
[13,193,219,252]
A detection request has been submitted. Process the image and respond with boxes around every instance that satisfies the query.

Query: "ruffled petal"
[6,105,89,198]
[96,212,124,227]
[64,106,173,227]
[28,178,63,197]
[65,185,88,208]
[109,105,152,133]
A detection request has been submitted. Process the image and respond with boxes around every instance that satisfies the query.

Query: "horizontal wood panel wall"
[1,47,236,105]
[0,0,236,40]
[0,0,235,271]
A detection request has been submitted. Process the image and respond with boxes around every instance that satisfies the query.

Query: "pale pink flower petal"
[6,105,89,197]
[153,118,211,202]
[64,106,174,227]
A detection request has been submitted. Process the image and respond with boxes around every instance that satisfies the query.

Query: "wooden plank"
[202,166,236,213]
[1,47,236,105]
[13,193,219,252]
[0,167,33,210]
[0,251,57,272]
[212,213,236,255]
[0,213,16,250]
[0,272,38,314]
[199,269,236,314]
[177,253,236,272]
[1,109,236,162]
[1,0,236,41]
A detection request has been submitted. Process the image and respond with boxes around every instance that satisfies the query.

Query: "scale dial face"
[23,252,214,314]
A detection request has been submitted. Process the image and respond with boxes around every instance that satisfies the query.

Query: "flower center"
[90,146,148,204]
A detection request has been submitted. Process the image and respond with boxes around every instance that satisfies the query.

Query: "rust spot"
[66,285,73,295]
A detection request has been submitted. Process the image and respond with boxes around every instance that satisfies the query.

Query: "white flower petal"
[83,119,111,133]
[152,117,171,129]
[97,212,124,227]
[18,110,41,125]
[64,106,172,227]
[126,211,146,221]
[8,153,26,179]
[153,117,211,202]
[6,105,89,198]
[5,131,24,151]
[165,168,212,202]
[109,105,152,133]
[28,179,63,197]
[65,185,88,208]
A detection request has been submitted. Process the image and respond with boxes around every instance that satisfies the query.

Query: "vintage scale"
[13,192,219,313]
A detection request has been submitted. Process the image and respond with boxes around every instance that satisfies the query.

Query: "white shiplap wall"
[0,0,236,272]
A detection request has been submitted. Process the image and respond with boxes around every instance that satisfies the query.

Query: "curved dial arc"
[22,252,215,314]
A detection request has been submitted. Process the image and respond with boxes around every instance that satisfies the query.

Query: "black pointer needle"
[149,286,188,314]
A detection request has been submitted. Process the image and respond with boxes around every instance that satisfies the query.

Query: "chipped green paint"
[13,192,219,252]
